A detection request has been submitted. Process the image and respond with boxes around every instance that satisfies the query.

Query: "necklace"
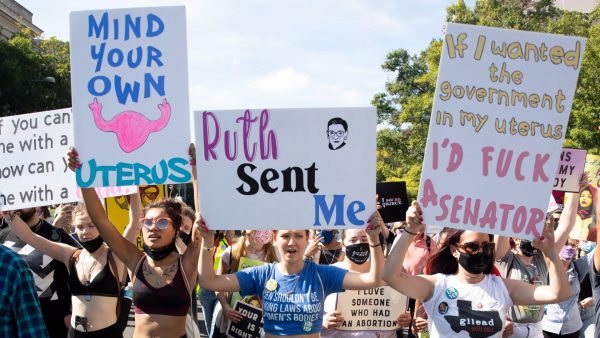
[82,253,99,302]
[321,248,340,265]
[277,264,301,295]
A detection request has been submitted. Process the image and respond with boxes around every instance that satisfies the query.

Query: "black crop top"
[67,251,119,298]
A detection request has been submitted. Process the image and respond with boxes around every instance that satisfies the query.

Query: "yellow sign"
[105,184,167,250]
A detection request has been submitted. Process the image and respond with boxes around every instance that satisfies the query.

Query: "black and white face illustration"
[326,117,348,150]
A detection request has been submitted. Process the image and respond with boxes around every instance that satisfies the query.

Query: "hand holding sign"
[323,310,343,329]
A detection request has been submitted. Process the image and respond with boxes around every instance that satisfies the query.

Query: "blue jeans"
[199,288,218,338]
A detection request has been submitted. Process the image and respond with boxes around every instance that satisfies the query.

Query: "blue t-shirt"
[236,261,347,335]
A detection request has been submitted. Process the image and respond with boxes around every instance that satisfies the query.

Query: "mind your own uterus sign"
[419,23,585,240]
[194,108,376,230]
[70,6,192,187]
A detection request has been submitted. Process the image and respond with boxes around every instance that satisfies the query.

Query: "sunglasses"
[140,217,172,230]
[456,241,494,254]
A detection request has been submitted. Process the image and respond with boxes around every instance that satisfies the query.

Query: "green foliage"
[374,0,600,197]
[0,30,71,116]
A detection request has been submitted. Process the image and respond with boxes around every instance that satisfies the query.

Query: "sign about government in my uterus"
[194,108,376,230]
[70,6,192,187]
[419,23,585,240]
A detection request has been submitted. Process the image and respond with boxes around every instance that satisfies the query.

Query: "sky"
[18,0,461,110]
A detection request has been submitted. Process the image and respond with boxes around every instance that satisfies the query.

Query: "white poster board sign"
[0,109,136,211]
[194,108,376,230]
[70,6,192,188]
[553,148,586,192]
[418,23,585,240]
[331,286,407,331]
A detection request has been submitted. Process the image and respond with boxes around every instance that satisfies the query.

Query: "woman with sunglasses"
[1,195,139,338]
[197,213,385,338]
[68,148,201,338]
[382,201,570,338]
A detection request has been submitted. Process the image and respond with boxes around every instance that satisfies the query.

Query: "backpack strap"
[106,250,121,318]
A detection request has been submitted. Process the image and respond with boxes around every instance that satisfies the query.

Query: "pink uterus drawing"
[88,98,171,153]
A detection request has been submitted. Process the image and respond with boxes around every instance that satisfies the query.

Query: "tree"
[374,0,600,199]
[0,28,71,116]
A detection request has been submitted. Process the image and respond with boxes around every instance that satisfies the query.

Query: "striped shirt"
[0,244,49,337]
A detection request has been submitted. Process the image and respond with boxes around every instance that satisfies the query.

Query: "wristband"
[203,246,214,252]
[369,242,381,247]
[304,255,313,261]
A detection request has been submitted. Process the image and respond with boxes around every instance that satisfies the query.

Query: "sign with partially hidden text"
[70,6,192,188]
[0,109,136,211]
[194,108,376,230]
[419,23,585,240]
[334,286,407,331]
[226,301,263,338]
[377,182,409,223]
[552,148,586,192]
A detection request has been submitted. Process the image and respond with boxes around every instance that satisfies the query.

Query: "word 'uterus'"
[89,97,171,153]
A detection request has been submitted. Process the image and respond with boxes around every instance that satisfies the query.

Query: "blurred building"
[0,0,42,40]
[554,0,598,12]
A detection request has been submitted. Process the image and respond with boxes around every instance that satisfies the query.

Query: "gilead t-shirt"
[423,273,512,338]
[236,261,347,335]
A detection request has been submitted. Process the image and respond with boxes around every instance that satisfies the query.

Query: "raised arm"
[381,201,436,301]
[342,211,385,290]
[554,173,589,252]
[123,191,142,244]
[2,211,76,267]
[181,212,201,287]
[197,219,241,292]
[504,221,570,304]
[189,143,200,212]
[494,235,511,261]
[68,148,143,271]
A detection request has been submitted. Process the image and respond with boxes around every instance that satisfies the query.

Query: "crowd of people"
[0,149,598,338]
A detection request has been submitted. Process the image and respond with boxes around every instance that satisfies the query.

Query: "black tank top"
[67,251,119,297]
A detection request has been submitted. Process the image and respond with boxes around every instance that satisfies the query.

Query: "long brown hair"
[425,230,494,275]
[230,230,278,272]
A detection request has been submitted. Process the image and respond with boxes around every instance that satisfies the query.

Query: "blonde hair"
[230,230,278,272]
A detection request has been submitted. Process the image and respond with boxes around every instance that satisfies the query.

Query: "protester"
[0,229,49,338]
[68,148,201,338]
[321,228,412,337]
[213,230,278,335]
[382,201,570,338]
[494,176,586,338]
[588,185,600,335]
[3,200,138,337]
[305,230,343,265]
[0,206,79,338]
[197,212,385,337]
[542,239,589,338]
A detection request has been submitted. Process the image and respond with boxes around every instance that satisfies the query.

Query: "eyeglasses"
[456,241,494,254]
[140,217,172,230]
[327,130,345,137]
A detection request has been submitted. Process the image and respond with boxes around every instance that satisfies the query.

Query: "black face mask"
[345,243,370,265]
[78,236,104,253]
[519,241,538,257]
[179,231,192,245]
[143,241,176,261]
[458,251,492,274]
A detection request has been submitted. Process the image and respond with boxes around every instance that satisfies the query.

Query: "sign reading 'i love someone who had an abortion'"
[70,6,192,188]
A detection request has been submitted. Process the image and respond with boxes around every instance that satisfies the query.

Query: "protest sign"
[70,6,192,188]
[230,257,266,308]
[0,109,74,210]
[332,286,407,331]
[418,23,586,239]
[568,153,597,241]
[226,301,263,338]
[377,182,409,223]
[0,109,136,211]
[552,148,586,192]
[585,154,600,189]
[194,108,376,230]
